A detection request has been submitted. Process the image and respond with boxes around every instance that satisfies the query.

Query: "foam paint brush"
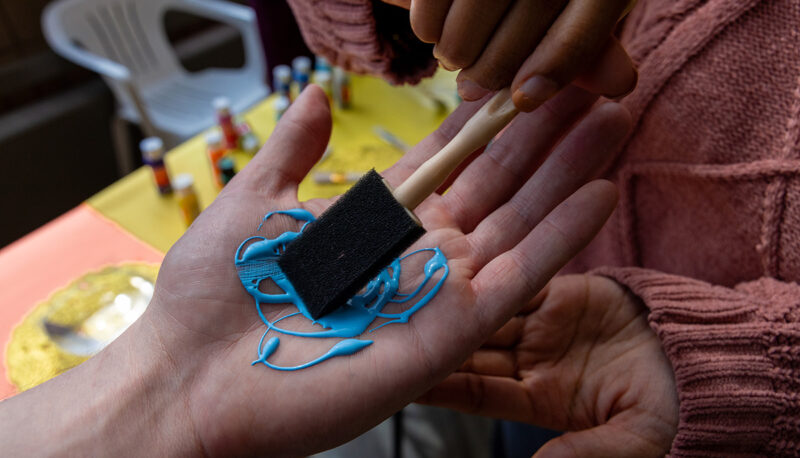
[279,89,518,319]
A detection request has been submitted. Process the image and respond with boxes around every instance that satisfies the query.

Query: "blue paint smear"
[235,209,448,371]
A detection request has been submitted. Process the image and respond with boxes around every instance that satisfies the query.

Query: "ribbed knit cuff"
[286,0,437,84]
[593,267,800,457]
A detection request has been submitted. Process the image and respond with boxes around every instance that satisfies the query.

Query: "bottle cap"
[212,96,231,111]
[218,157,235,171]
[274,95,291,111]
[292,56,312,74]
[273,65,292,82]
[241,134,259,153]
[314,71,331,83]
[315,56,330,72]
[205,129,223,146]
[172,173,194,191]
[139,137,164,160]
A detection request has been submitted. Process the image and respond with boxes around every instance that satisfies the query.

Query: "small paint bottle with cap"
[213,97,239,149]
[139,136,172,195]
[217,157,236,186]
[274,94,290,121]
[292,56,312,95]
[236,120,259,155]
[273,65,293,101]
[173,173,200,225]
[206,130,227,188]
[314,55,331,73]
[314,70,333,105]
[333,67,351,109]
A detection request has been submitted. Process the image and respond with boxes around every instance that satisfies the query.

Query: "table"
[0,71,456,399]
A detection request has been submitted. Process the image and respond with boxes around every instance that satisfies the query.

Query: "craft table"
[0,72,455,399]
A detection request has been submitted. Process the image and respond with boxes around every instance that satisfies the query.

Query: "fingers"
[534,424,669,458]
[511,0,632,112]
[460,349,515,377]
[443,85,597,233]
[433,0,513,70]
[233,86,331,197]
[417,372,533,422]
[457,0,566,100]
[381,0,411,8]
[472,180,618,330]
[466,102,630,268]
[409,0,453,43]
[573,38,638,99]
[484,316,524,347]
[381,94,485,187]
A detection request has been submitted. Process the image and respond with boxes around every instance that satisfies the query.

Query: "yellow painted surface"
[88,71,456,253]
[6,264,159,392]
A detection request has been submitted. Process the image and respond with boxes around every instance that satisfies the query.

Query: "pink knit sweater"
[288,0,800,455]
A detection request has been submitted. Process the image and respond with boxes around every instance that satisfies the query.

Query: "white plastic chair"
[42,0,268,153]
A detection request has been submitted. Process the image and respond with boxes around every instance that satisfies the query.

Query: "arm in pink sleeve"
[285,0,437,84]
[594,267,800,457]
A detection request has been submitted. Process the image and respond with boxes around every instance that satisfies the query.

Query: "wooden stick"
[393,88,519,210]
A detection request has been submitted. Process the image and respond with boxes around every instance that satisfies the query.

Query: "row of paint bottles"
[139,137,200,226]
[272,56,352,119]
[213,96,259,155]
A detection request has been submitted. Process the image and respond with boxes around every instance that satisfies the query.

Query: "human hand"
[384,0,638,111]
[0,86,631,457]
[419,274,679,457]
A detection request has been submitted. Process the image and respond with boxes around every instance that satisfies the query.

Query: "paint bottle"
[218,157,236,186]
[314,70,333,105]
[333,67,351,109]
[315,55,331,73]
[213,97,239,149]
[292,56,312,95]
[274,94,290,121]
[236,120,259,155]
[139,137,172,195]
[273,65,293,101]
[206,130,227,188]
[173,173,200,225]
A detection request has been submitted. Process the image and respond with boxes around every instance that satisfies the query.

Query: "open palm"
[141,85,630,456]
[421,274,679,457]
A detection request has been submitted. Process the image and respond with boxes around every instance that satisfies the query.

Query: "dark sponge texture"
[279,170,425,319]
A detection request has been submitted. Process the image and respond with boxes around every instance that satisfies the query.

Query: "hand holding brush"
[0,86,632,457]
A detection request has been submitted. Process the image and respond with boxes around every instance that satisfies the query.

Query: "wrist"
[0,314,200,457]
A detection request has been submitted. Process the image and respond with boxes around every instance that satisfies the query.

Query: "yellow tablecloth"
[88,72,457,252]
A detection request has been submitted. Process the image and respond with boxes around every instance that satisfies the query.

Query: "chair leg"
[110,115,135,176]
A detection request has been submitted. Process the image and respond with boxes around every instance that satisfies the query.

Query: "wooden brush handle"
[393,88,519,210]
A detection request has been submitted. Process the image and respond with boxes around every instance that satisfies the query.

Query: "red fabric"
[288,0,800,454]
[568,0,800,455]
[0,205,163,400]
[285,0,437,84]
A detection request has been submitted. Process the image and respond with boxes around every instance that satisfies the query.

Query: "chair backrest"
[45,0,184,88]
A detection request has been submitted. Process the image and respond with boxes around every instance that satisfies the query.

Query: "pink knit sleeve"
[285,0,437,84]
[593,267,800,457]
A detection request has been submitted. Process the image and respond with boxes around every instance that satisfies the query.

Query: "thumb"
[534,424,669,458]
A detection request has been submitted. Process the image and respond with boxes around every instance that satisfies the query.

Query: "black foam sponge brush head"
[278,169,425,319]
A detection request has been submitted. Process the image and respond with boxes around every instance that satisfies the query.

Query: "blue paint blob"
[235,209,449,371]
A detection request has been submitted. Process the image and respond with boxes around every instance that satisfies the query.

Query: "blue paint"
[235,209,449,371]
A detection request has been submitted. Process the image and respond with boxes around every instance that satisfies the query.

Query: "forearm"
[595,267,800,456]
[0,318,198,457]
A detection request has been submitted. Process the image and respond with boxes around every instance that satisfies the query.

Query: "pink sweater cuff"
[286,0,437,85]
[593,267,800,457]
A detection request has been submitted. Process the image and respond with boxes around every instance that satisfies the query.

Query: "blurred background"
[0,0,254,247]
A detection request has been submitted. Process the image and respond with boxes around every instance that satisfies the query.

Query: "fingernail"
[513,75,559,112]
[438,59,458,72]
[457,78,489,101]
[620,66,639,99]
[433,45,458,72]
